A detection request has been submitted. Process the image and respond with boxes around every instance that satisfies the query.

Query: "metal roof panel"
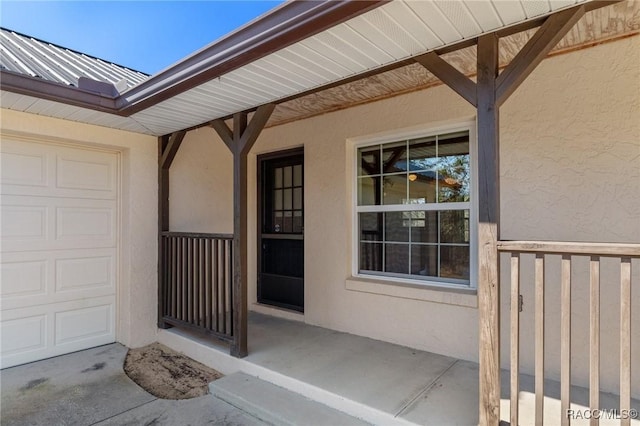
[0,27,149,90]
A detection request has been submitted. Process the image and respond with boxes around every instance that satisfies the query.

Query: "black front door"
[258,149,304,312]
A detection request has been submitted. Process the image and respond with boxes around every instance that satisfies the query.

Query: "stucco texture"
[169,127,233,234]
[0,108,159,349]
[169,36,640,396]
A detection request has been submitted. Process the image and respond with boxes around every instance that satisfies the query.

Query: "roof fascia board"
[0,69,119,112]
[117,0,389,114]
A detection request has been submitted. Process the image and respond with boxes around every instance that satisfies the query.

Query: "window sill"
[345,276,477,308]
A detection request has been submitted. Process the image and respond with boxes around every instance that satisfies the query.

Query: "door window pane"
[283,211,293,233]
[283,188,292,210]
[274,189,282,210]
[274,167,283,189]
[293,188,302,210]
[274,211,283,233]
[293,211,303,233]
[293,165,302,186]
[283,166,292,187]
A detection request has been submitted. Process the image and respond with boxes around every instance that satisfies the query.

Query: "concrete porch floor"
[160,312,478,425]
[158,312,478,425]
[246,313,477,425]
[159,311,640,426]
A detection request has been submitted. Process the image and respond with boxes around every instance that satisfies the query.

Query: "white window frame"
[351,120,478,290]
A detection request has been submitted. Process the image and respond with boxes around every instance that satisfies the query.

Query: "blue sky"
[0,1,283,75]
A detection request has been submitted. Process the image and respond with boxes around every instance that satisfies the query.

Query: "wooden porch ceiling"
[267,1,639,128]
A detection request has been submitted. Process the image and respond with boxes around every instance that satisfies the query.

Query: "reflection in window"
[356,129,472,285]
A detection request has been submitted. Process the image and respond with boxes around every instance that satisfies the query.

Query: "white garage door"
[1,137,118,368]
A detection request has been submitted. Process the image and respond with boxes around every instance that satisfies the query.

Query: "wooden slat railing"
[497,241,639,425]
[161,232,234,342]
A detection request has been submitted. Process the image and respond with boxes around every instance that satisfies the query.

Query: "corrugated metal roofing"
[0,27,149,91]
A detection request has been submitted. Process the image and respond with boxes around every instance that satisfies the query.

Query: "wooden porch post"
[231,112,248,357]
[414,6,585,423]
[158,135,170,329]
[476,33,501,425]
[416,34,501,425]
[211,104,275,358]
[158,131,186,328]
[415,34,501,426]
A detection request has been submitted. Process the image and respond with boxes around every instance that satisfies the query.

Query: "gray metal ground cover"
[210,372,371,426]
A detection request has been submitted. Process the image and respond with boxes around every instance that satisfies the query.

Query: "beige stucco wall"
[171,36,639,396]
[498,36,640,397]
[169,127,233,234]
[0,108,159,349]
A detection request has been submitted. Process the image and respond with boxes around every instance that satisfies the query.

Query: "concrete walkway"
[0,343,265,426]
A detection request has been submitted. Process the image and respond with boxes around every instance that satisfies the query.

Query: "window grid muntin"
[271,164,303,233]
[356,129,471,284]
[358,209,469,281]
[358,133,470,207]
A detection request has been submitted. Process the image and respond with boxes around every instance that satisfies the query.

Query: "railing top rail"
[162,231,233,240]
[497,240,640,257]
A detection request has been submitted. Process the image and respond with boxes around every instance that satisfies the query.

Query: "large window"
[356,128,473,286]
